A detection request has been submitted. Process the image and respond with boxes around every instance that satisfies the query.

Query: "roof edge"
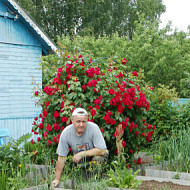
[7,0,58,53]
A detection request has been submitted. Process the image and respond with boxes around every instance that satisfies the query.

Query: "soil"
[138,180,190,190]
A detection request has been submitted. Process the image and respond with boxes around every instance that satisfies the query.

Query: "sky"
[160,0,190,32]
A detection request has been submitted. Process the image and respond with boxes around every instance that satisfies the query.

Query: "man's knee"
[92,150,109,163]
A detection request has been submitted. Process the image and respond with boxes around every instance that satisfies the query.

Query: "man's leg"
[91,149,109,163]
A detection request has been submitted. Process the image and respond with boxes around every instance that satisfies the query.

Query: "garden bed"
[137,176,190,190]
[136,156,190,190]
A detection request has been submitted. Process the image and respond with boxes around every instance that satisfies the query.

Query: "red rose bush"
[32,54,155,166]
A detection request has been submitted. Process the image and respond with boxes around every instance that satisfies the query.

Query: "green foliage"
[0,134,33,190]
[155,128,190,173]
[24,140,55,165]
[32,52,155,166]
[17,0,165,40]
[146,85,178,141]
[179,73,190,98]
[0,133,32,172]
[106,160,142,189]
[56,17,190,97]
[146,85,190,142]
[0,167,8,190]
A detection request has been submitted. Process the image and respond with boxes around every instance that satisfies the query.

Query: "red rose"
[53,123,60,131]
[61,116,68,123]
[38,123,44,129]
[54,111,60,119]
[98,95,103,100]
[142,132,146,136]
[61,126,65,131]
[48,140,52,146]
[129,80,133,84]
[37,137,40,141]
[130,150,134,153]
[122,140,126,148]
[87,81,92,87]
[121,58,127,65]
[46,101,50,107]
[70,102,75,106]
[108,89,115,95]
[94,105,100,109]
[60,101,64,108]
[117,104,123,114]
[88,106,93,110]
[91,80,97,87]
[53,137,57,143]
[132,71,138,77]
[138,158,141,165]
[100,128,104,133]
[57,134,61,139]
[31,139,34,144]
[78,55,83,58]
[46,124,52,132]
[58,68,63,73]
[135,131,139,137]
[94,99,101,104]
[91,109,96,117]
[34,91,39,96]
[82,84,87,91]
[43,110,48,117]
[44,131,48,137]
[110,119,116,125]
[86,68,95,78]
[110,98,116,106]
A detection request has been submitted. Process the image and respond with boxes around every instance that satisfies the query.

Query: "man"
[52,107,108,187]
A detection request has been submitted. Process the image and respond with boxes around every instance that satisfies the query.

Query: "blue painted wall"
[0,1,42,141]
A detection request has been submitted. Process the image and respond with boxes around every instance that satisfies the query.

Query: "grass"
[153,128,190,173]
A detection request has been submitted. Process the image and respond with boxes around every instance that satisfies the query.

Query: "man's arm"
[72,148,106,163]
[52,156,67,187]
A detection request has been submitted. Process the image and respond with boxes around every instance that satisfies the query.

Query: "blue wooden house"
[0,0,57,141]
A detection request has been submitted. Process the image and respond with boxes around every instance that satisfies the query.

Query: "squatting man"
[52,108,109,187]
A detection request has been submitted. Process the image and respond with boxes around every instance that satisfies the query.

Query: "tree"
[17,0,165,40]
[55,15,190,97]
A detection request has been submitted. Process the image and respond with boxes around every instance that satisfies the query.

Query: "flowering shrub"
[32,53,155,165]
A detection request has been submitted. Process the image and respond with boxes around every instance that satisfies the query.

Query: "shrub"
[32,53,155,166]
[146,84,190,142]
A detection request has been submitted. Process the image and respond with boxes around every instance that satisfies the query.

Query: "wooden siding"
[0,42,42,119]
[0,118,38,141]
[0,1,55,141]
[0,1,41,46]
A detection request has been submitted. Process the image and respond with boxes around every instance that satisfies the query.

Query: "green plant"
[106,160,142,189]
[172,173,180,180]
[32,53,155,166]
[7,164,28,190]
[0,166,9,190]
[146,84,179,142]
[155,128,190,173]
[0,133,32,172]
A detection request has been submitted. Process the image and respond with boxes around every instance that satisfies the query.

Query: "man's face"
[72,115,88,136]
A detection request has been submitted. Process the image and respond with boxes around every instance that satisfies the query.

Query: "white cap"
[72,108,88,117]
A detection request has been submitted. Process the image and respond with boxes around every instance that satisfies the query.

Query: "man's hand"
[72,152,84,163]
[52,178,59,187]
